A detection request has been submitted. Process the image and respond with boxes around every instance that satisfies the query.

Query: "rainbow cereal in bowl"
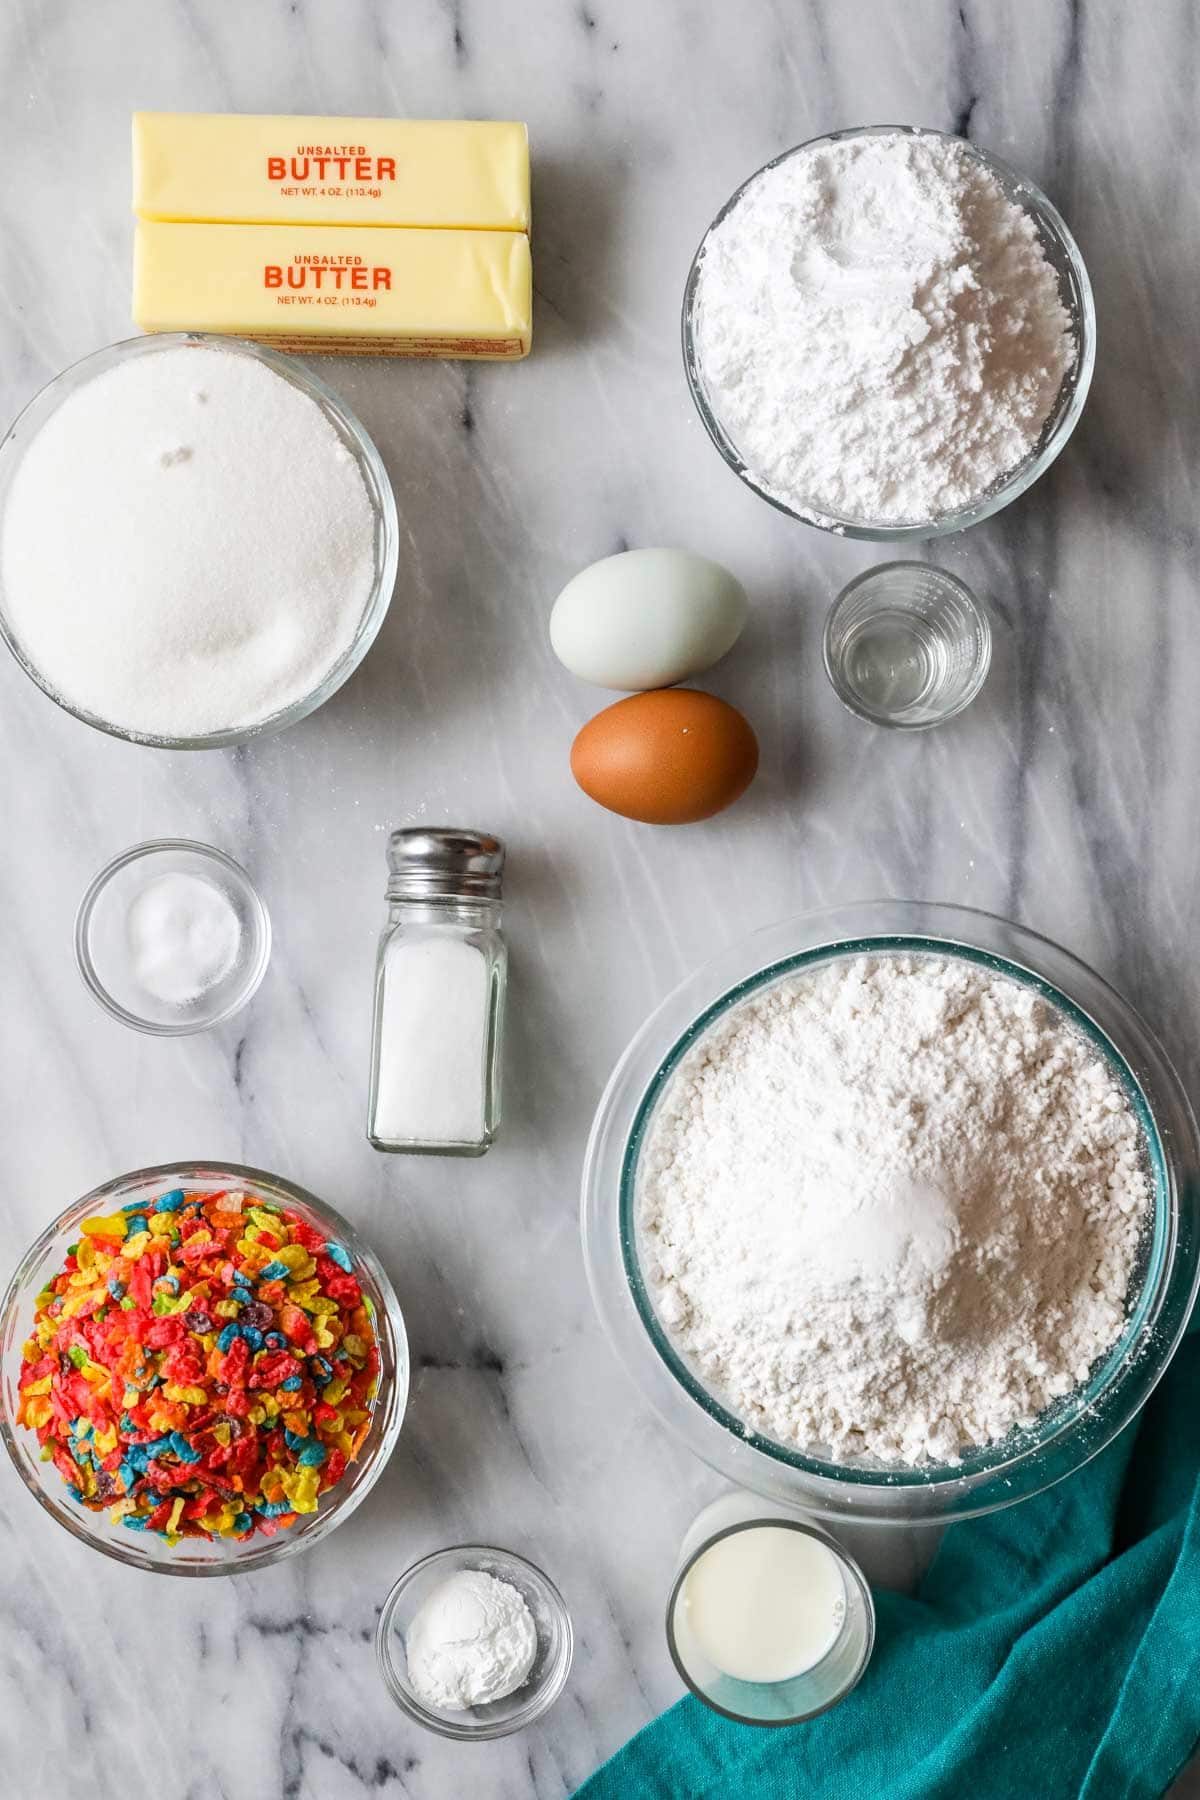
[0,1162,408,1573]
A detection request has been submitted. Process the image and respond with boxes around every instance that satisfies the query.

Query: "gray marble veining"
[1,1,1198,1795]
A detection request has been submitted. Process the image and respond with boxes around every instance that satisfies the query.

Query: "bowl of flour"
[581,903,1200,1524]
[0,334,397,747]
[683,126,1095,539]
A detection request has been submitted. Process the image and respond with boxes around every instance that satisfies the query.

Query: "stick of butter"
[133,114,530,232]
[134,220,532,358]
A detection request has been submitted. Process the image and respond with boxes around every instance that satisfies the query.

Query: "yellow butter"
[133,114,530,232]
[134,220,532,359]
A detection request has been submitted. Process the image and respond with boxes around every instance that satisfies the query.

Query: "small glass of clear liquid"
[823,563,991,729]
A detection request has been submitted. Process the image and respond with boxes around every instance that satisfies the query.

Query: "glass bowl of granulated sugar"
[682,125,1095,540]
[0,333,397,748]
[581,901,1200,1525]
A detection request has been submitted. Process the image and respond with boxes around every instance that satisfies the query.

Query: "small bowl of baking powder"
[683,124,1095,540]
[375,1546,573,1739]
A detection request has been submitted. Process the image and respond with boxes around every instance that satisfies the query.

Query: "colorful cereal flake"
[17,1190,380,1543]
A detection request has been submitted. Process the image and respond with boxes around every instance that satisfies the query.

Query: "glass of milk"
[667,1491,875,1724]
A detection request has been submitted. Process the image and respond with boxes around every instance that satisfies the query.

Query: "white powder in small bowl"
[0,343,378,740]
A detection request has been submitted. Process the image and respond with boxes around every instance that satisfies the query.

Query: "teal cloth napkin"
[577,1333,1200,1800]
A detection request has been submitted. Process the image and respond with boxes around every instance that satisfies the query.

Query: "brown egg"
[570,688,759,824]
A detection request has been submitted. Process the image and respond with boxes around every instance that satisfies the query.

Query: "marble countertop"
[2,2,1199,1796]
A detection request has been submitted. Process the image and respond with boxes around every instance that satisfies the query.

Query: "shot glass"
[823,562,991,729]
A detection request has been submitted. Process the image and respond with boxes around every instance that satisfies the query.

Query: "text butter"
[133,221,532,359]
[133,114,530,231]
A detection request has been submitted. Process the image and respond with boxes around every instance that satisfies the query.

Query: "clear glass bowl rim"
[374,1543,574,1739]
[0,1160,409,1574]
[821,561,993,730]
[580,900,1200,1525]
[665,1515,876,1726]
[74,838,273,1035]
[0,332,399,748]
[681,124,1097,542]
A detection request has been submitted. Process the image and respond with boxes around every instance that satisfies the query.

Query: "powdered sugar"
[638,953,1151,1466]
[692,132,1076,525]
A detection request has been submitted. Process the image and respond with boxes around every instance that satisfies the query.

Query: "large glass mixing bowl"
[581,903,1200,1523]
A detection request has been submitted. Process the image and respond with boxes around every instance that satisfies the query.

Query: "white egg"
[549,548,748,690]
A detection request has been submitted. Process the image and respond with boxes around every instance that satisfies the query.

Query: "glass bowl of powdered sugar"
[0,333,397,747]
[682,125,1095,539]
[581,901,1200,1525]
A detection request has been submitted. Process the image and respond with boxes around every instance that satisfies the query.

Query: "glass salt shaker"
[367,829,507,1157]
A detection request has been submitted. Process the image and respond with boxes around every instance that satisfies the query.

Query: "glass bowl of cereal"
[0,1162,408,1573]
[582,902,1200,1523]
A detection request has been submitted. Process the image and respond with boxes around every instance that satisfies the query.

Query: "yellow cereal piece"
[211,1422,231,1446]
[163,1383,208,1405]
[121,1231,152,1259]
[274,1245,311,1272]
[213,1299,240,1320]
[82,1214,128,1238]
[167,1497,186,1534]
[333,1429,354,1458]
[149,1214,176,1236]
[248,1208,279,1234]
[94,1426,118,1457]
[22,1375,52,1396]
[314,1324,335,1350]
[247,1404,266,1426]
[322,1377,348,1406]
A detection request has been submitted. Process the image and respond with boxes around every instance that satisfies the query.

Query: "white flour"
[693,132,1076,524]
[639,954,1150,1465]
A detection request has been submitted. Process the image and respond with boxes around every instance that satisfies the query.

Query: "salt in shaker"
[367,828,507,1156]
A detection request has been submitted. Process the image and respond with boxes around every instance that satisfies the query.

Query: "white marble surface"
[1,1,1199,1795]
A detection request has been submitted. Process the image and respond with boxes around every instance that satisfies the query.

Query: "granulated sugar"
[693,132,1076,525]
[639,954,1150,1466]
[1,344,376,739]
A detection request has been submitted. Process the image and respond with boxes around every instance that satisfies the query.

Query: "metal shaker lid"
[386,827,505,899]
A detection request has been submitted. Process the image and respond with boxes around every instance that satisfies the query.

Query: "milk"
[675,1524,846,1684]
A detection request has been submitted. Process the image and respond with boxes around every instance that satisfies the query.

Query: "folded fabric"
[576,1334,1200,1800]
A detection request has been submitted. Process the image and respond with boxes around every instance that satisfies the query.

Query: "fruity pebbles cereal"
[17,1187,380,1542]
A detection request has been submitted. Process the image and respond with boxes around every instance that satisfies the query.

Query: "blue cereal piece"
[216,1323,240,1354]
[324,1241,352,1273]
[154,1189,187,1213]
[121,1513,149,1530]
[233,1511,253,1533]
[259,1499,292,1518]
[307,1355,333,1384]
[280,1375,303,1392]
[106,1275,126,1299]
[231,1287,253,1307]
[65,1483,83,1502]
[240,1326,264,1353]
[283,1428,305,1452]
[168,1432,202,1464]
[297,1440,327,1468]
[264,1331,287,1351]
[258,1260,288,1282]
